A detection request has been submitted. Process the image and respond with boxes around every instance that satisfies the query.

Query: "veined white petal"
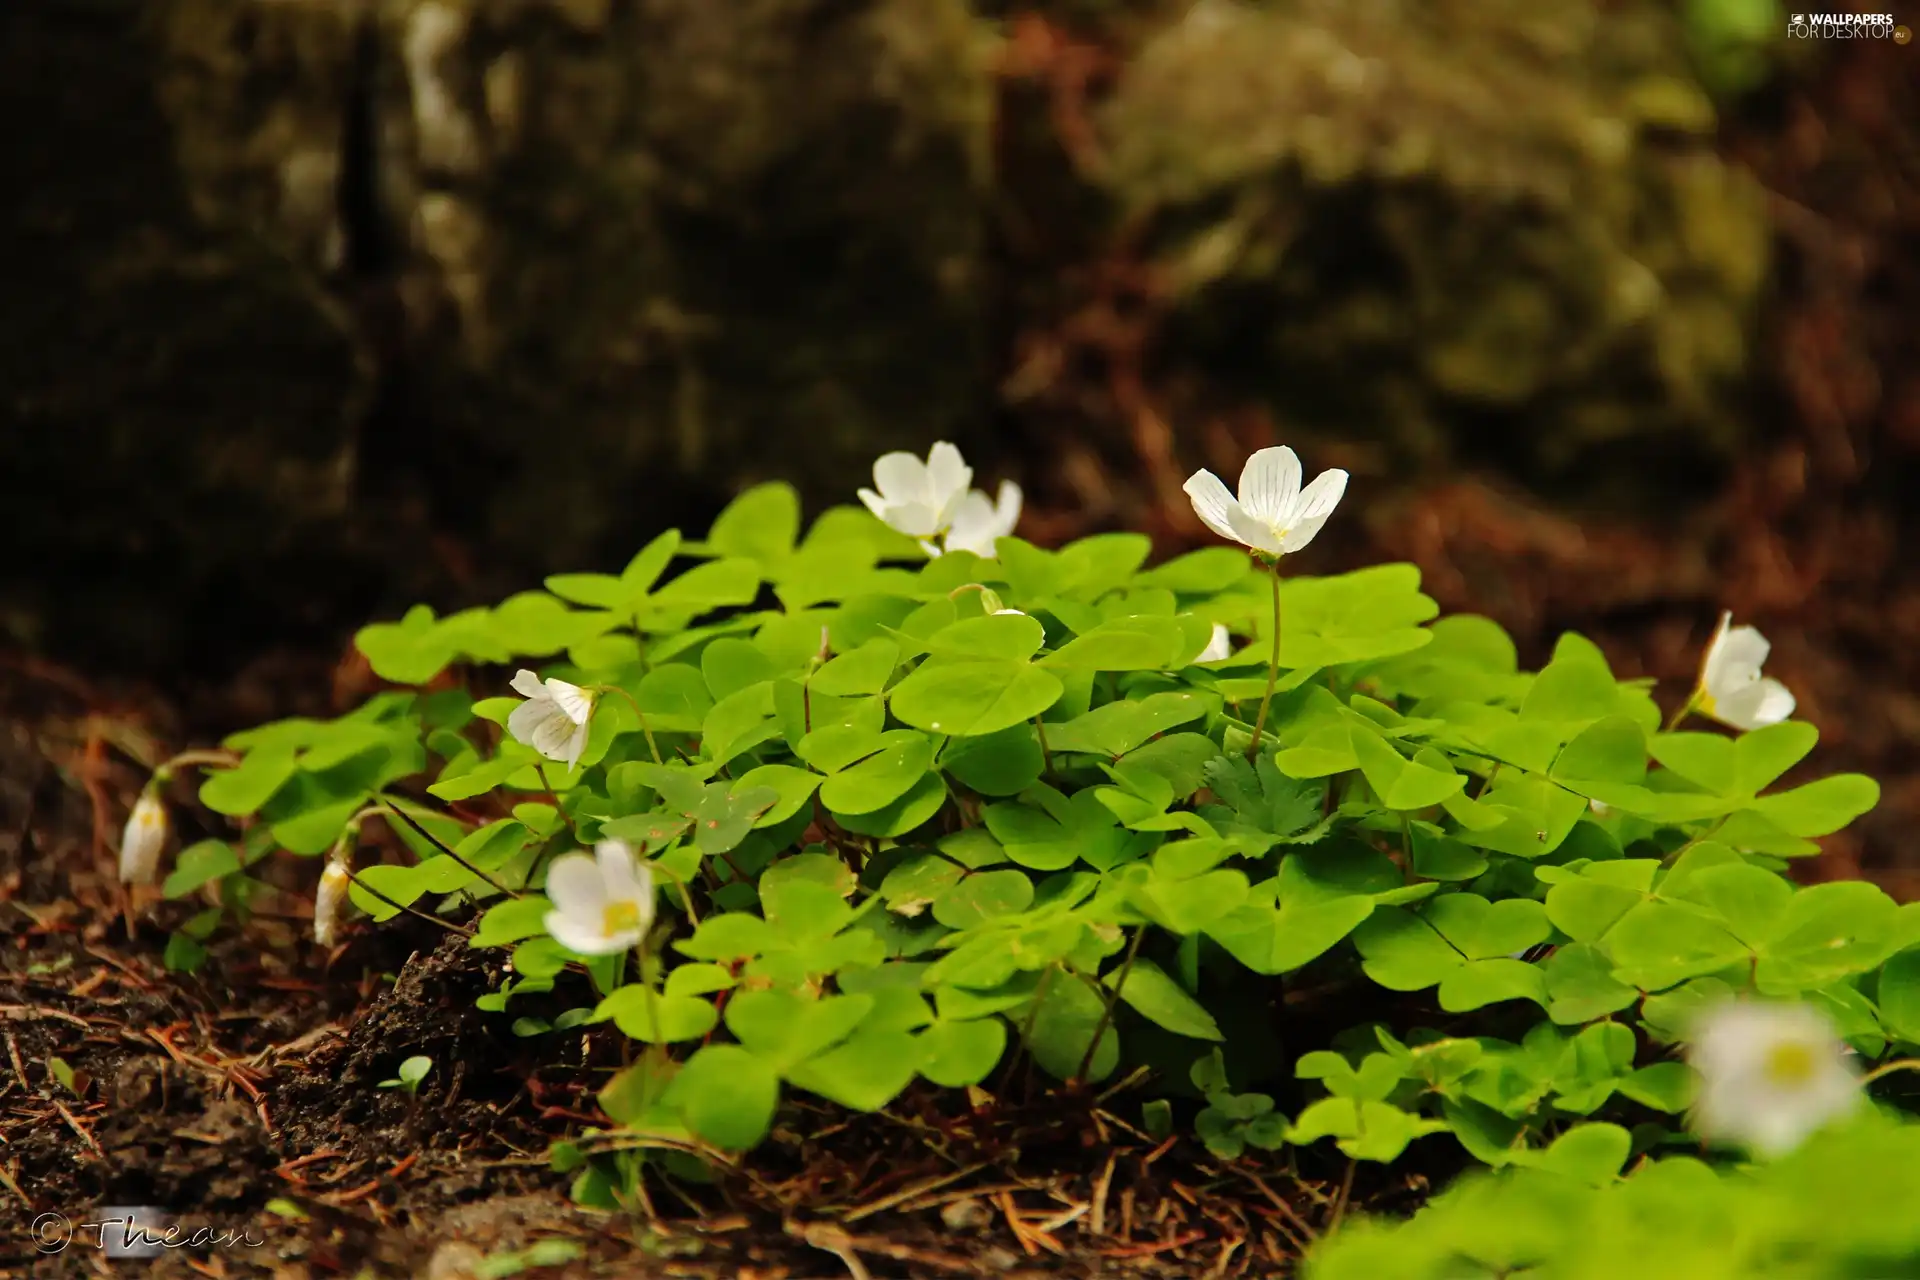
[560,721,591,771]
[507,698,566,753]
[510,668,548,700]
[1183,469,1249,547]
[1227,502,1287,555]
[871,451,928,505]
[925,441,973,508]
[1277,511,1334,555]
[543,851,609,918]
[1238,446,1302,526]
[1292,468,1348,525]
[544,678,594,725]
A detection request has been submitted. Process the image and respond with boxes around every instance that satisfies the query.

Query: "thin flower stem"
[1034,716,1053,779]
[1077,926,1146,1083]
[534,764,581,839]
[1246,556,1284,762]
[157,749,243,775]
[378,799,521,899]
[1665,691,1702,733]
[647,860,703,929]
[998,965,1058,1096]
[1861,1058,1920,1087]
[1328,1157,1358,1233]
[342,867,474,937]
[600,684,664,765]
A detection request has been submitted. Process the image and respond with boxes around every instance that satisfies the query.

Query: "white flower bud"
[119,791,170,886]
[314,859,353,948]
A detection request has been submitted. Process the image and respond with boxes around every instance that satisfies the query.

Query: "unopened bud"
[119,790,170,886]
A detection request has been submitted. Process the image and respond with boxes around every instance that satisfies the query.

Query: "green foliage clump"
[162,477,1919,1257]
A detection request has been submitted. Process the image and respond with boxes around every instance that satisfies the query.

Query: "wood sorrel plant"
[138,440,1918,1250]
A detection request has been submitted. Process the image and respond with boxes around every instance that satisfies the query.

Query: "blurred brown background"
[1,0,1915,885]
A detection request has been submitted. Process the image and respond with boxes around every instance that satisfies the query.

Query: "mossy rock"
[1,0,993,669]
[1100,0,1772,503]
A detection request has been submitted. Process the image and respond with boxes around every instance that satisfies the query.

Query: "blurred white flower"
[508,669,596,770]
[942,480,1022,558]
[1687,999,1859,1158]
[1696,612,1795,731]
[544,839,656,956]
[119,790,169,885]
[313,858,352,948]
[1196,624,1233,664]
[858,442,973,540]
[1183,446,1348,557]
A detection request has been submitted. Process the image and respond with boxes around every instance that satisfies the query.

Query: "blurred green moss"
[1100,0,1772,498]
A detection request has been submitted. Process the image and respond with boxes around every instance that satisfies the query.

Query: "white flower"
[314,859,352,947]
[1196,624,1233,664]
[942,480,1022,558]
[119,791,169,885]
[1687,1000,1860,1158]
[508,669,596,770]
[1183,446,1348,557]
[858,441,973,539]
[1696,612,1795,731]
[544,839,656,956]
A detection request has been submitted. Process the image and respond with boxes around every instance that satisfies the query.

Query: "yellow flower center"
[1763,1039,1818,1088]
[601,900,642,937]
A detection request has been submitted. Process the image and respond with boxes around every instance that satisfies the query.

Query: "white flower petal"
[857,487,891,522]
[943,492,999,557]
[507,698,568,757]
[1278,511,1334,555]
[1698,612,1736,683]
[510,668,548,700]
[992,479,1022,527]
[545,909,627,956]
[1183,469,1249,547]
[871,451,928,504]
[881,498,948,538]
[1238,447,1302,527]
[1712,678,1796,731]
[543,851,609,917]
[1707,622,1772,685]
[925,441,973,506]
[1292,468,1348,525]
[1227,502,1287,555]
[560,721,591,771]
[544,678,595,726]
[596,839,649,901]
[1197,624,1233,664]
